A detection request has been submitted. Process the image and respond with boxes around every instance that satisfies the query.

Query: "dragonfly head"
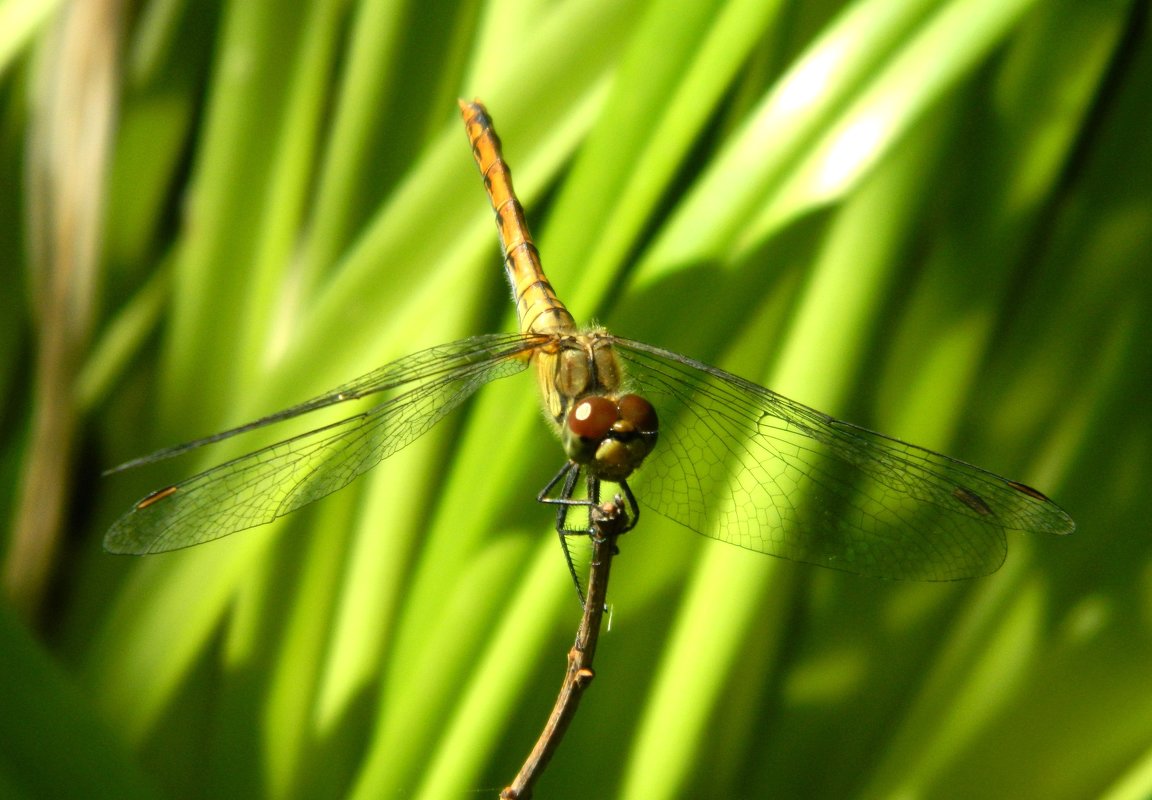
[563,394,659,482]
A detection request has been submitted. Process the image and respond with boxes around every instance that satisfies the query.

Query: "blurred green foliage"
[1,0,1149,798]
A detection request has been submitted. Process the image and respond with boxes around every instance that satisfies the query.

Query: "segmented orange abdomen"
[459,100,576,337]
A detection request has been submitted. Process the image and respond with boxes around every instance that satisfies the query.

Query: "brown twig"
[500,496,629,799]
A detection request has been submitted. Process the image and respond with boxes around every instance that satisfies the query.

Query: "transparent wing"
[105,333,541,554]
[614,338,1074,580]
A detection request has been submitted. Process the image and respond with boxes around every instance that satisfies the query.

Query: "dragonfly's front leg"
[538,462,639,603]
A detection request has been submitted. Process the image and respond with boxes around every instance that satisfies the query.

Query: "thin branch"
[501,495,630,800]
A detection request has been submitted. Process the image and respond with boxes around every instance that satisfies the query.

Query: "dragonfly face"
[563,393,659,483]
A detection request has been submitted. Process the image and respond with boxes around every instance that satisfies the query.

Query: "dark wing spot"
[1006,480,1051,501]
[952,486,993,516]
[136,485,179,510]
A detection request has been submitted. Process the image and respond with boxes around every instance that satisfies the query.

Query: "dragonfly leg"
[547,463,588,601]
[538,462,640,604]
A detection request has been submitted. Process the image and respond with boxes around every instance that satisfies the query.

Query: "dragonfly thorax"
[563,394,659,482]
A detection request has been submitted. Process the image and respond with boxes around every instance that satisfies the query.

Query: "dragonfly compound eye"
[567,396,618,440]
[616,394,658,435]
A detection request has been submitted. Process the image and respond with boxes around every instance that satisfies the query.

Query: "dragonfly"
[105,100,1075,583]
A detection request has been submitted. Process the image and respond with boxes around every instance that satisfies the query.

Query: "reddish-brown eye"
[617,394,658,434]
[568,396,618,439]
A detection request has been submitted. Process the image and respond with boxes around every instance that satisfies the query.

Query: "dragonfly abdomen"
[459,99,576,337]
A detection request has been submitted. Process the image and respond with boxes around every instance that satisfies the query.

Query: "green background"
[1,0,1149,797]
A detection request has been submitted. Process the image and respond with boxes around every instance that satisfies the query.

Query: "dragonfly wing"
[105,333,538,554]
[615,339,1073,581]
